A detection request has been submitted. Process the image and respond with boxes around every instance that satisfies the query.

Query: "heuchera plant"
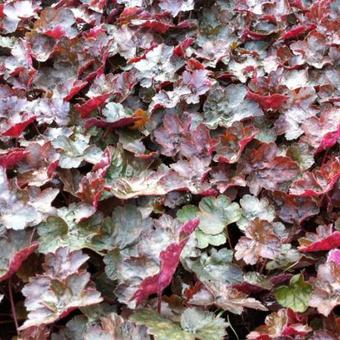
[0,0,339,339]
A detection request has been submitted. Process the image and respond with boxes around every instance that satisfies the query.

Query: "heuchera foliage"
[0,0,339,339]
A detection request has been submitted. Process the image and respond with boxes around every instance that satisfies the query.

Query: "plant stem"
[226,226,234,250]
[259,259,268,274]
[8,279,19,333]
[227,315,240,340]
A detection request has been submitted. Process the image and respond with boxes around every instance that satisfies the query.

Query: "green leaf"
[131,308,227,340]
[37,203,105,253]
[51,315,89,340]
[0,36,15,48]
[176,205,199,222]
[52,128,103,169]
[177,198,240,247]
[130,309,194,340]
[89,312,151,340]
[266,244,302,271]
[178,205,222,248]
[105,145,153,182]
[198,195,241,235]
[243,272,273,291]
[203,84,263,128]
[103,248,122,281]
[274,274,312,312]
[80,303,116,322]
[177,197,241,247]
[237,194,275,231]
[187,248,243,285]
[102,102,133,122]
[38,204,145,254]
[110,204,145,249]
[180,308,229,340]
[196,230,226,249]
[287,142,314,171]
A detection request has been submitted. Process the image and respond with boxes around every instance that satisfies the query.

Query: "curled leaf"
[247,308,312,339]
[0,229,38,282]
[298,225,340,252]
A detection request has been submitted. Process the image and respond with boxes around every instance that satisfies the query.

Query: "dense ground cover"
[0,0,339,338]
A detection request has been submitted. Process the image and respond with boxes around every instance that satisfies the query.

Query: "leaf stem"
[226,226,233,250]
[258,259,268,274]
[8,279,19,333]
[29,228,36,244]
[227,314,240,340]
[157,290,162,313]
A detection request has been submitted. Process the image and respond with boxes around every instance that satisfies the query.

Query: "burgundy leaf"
[302,108,340,153]
[74,94,110,118]
[15,141,59,187]
[214,122,258,164]
[63,80,88,101]
[132,219,199,307]
[280,24,316,40]
[174,37,194,57]
[154,114,215,159]
[239,142,300,195]
[298,225,340,252]
[247,308,312,339]
[209,164,246,193]
[269,191,319,224]
[2,116,36,137]
[181,69,214,104]
[242,27,275,41]
[0,230,38,282]
[85,116,136,129]
[0,148,28,168]
[34,8,78,40]
[77,147,112,207]
[0,0,339,334]
[290,157,340,197]
[246,91,288,111]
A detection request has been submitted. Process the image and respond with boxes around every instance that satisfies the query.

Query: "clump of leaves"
[131,307,229,340]
[0,0,339,338]
[19,247,102,330]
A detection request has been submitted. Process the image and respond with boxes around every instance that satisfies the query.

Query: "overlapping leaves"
[0,0,339,338]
